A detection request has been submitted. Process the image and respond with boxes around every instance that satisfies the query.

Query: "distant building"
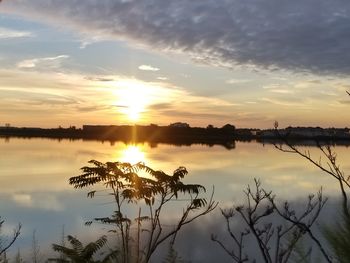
[251,129,260,136]
[259,127,350,139]
[169,122,190,128]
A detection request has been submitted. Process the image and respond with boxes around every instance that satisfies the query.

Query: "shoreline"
[1,125,350,147]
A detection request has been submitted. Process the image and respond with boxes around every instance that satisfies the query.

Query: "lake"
[0,137,348,262]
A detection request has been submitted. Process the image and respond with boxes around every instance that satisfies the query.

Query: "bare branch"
[273,127,350,219]
[213,180,328,263]
[0,221,21,256]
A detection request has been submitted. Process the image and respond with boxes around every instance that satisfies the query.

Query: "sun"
[113,80,151,122]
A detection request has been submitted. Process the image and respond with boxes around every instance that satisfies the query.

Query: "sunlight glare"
[120,145,146,165]
[114,80,152,122]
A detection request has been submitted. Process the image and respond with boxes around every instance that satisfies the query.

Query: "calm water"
[0,137,349,261]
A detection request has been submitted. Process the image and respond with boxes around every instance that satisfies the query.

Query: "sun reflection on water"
[120,145,146,165]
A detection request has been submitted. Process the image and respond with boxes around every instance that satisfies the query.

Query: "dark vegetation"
[66,161,217,263]
[0,124,237,149]
[1,125,350,149]
[48,235,118,263]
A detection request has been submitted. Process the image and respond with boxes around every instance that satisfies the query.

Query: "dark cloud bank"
[3,0,350,74]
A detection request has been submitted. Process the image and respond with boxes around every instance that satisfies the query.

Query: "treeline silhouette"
[1,125,350,148]
[0,124,238,149]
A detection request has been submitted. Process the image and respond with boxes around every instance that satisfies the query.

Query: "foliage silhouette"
[49,235,118,263]
[69,161,217,263]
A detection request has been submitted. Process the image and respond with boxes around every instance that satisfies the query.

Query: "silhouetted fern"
[48,235,118,263]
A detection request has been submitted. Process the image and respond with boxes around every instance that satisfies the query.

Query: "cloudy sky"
[1,0,350,128]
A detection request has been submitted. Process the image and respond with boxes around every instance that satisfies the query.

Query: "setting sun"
[113,80,152,122]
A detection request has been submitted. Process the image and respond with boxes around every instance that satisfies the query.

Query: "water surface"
[0,138,348,261]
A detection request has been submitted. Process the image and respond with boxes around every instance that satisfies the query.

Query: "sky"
[0,0,350,128]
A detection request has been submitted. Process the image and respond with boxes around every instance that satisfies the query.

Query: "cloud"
[0,69,243,126]
[85,76,115,82]
[338,99,350,104]
[76,105,114,112]
[12,193,32,206]
[79,35,107,49]
[226,79,250,85]
[12,193,64,211]
[17,55,69,69]
[262,84,294,94]
[2,0,350,75]
[268,89,294,94]
[138,65,160,71]
[0,87,80,106]
[0,26,33,39]
[261,97,306,107]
